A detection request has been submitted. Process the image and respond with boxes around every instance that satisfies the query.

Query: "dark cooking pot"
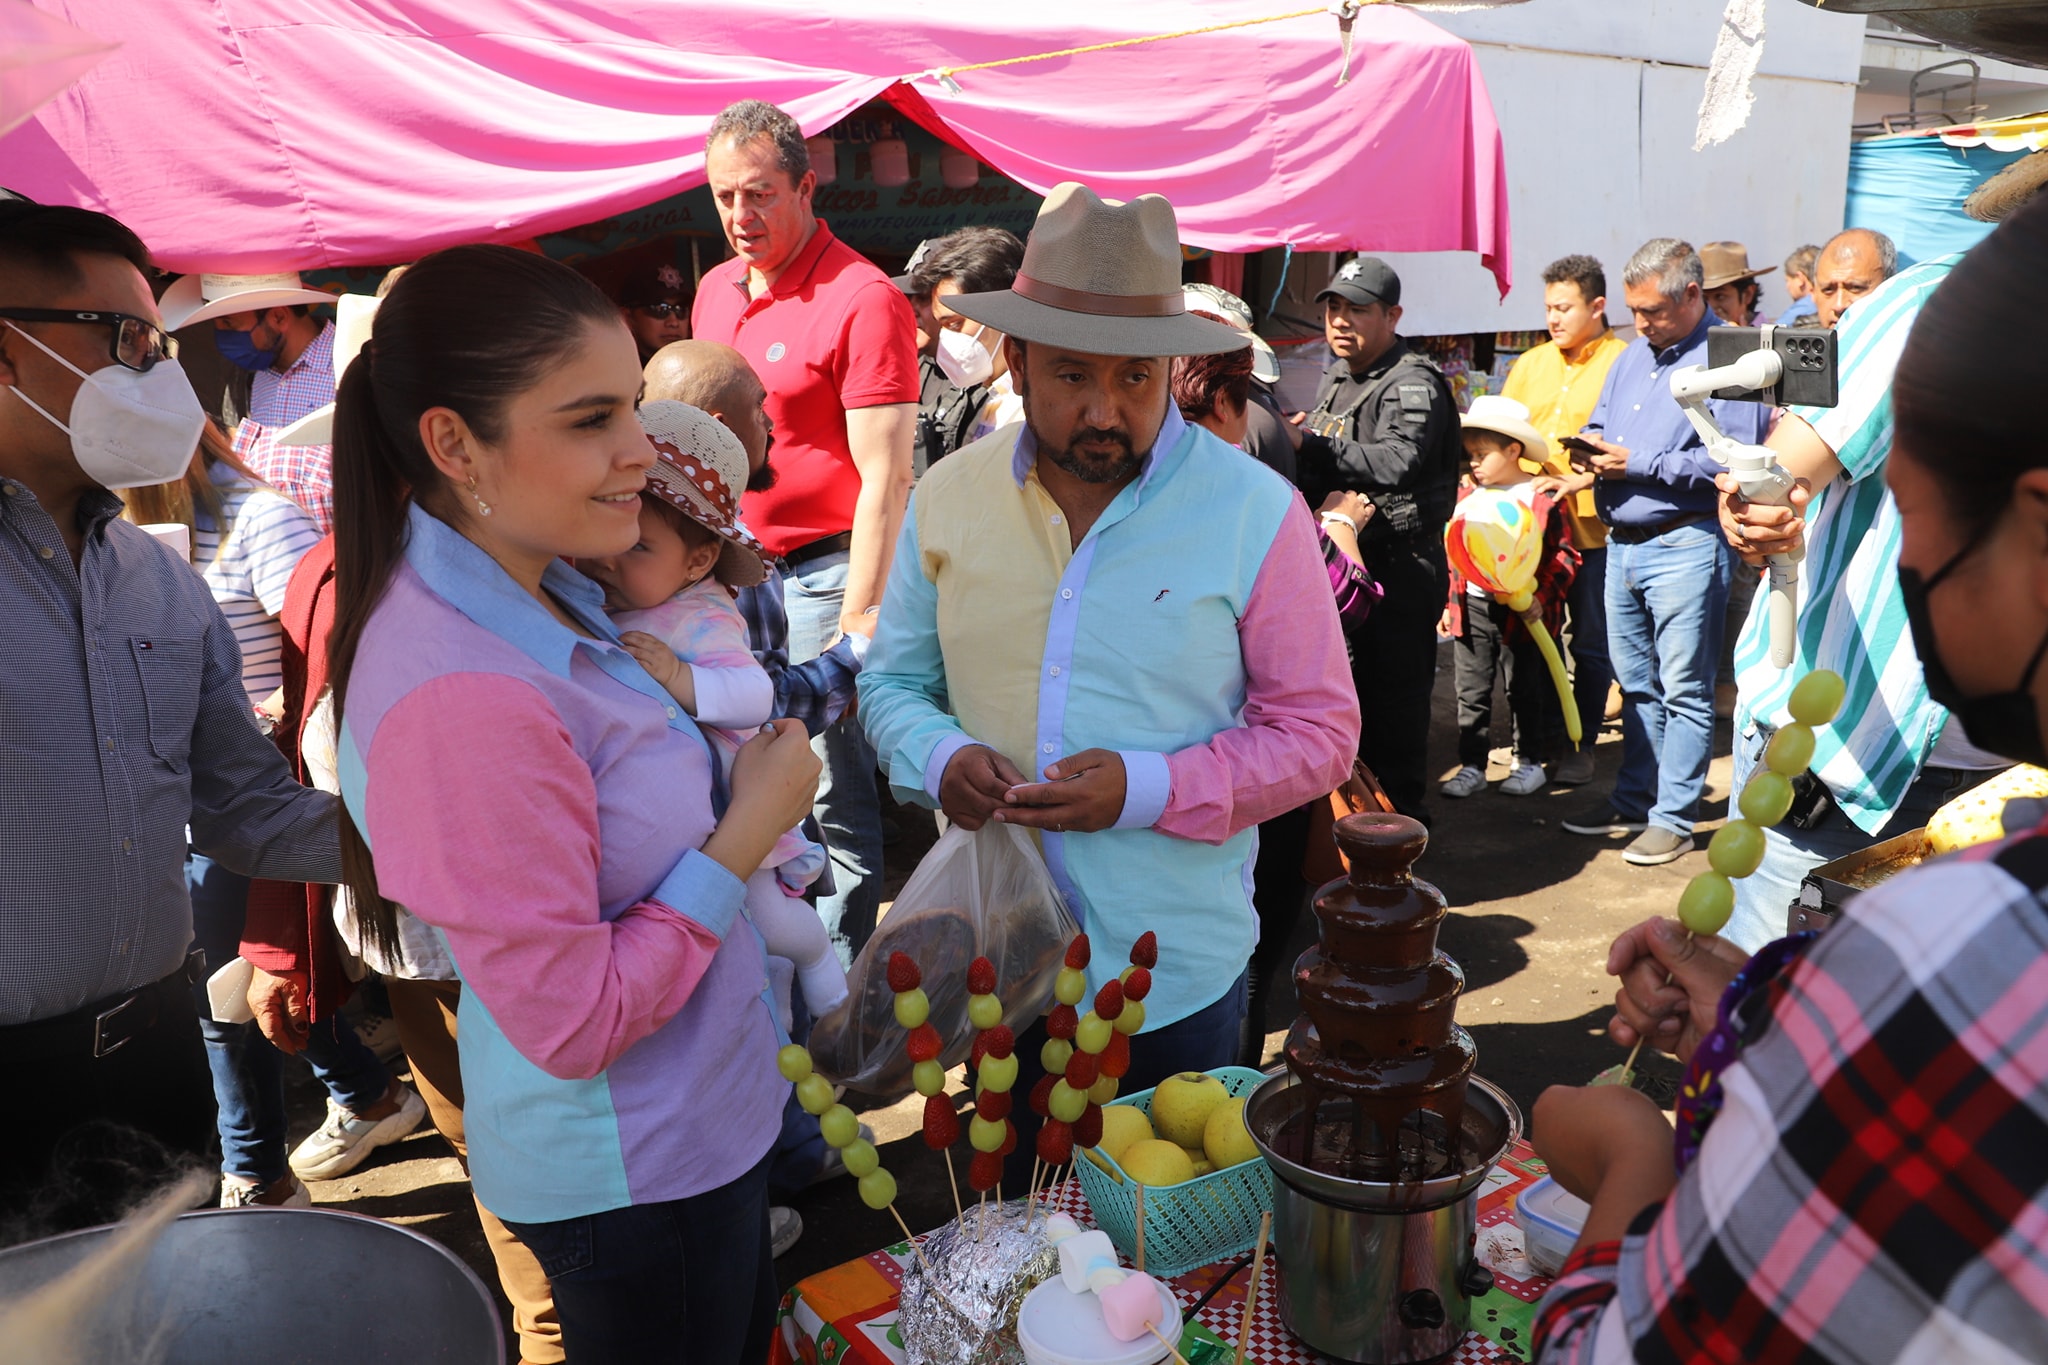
[0,1206,503,1363]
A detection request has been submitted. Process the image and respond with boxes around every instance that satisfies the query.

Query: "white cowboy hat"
[1460,395,1549,463]
[945,183,1245,359]
[162,271,333,331]
[277,293,379,447]
[1183,284,1281,385]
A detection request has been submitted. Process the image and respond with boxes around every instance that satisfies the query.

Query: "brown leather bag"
[1301,759,1399,885]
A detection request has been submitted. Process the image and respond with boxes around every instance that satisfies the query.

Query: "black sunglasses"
[633,302,688,320]
[0,308,178,373]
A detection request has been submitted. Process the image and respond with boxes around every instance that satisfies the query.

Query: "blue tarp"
[1845,136,2029,268]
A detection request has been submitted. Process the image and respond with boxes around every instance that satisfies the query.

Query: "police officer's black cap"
[1317,256,1401,309]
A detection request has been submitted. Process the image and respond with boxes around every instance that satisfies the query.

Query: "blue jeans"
[186,851,388,1183]
[1565,545,1611,747]
[1000,969,1250,1189]
[784,550,884,966]
[502,1153,778,1365]
[1723,727,1992,953]
[1605,523,1731,838]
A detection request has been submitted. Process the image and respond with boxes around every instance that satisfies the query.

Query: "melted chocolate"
[1280,813,1475,1181]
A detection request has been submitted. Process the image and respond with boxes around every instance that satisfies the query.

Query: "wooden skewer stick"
[888,1204,939,1280]
[1232,1210,1273,1365]
[978,1188,987,1243]
[1145,1321,1192,1365]
[1027,1156,1042,1223]
[943,1147,965,1229]
[1135,1184,1147,1273]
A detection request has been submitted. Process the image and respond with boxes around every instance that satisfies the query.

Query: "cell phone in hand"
[1559,434,1601,470]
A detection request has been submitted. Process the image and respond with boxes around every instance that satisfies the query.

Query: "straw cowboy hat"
[161,271,333,330]
[277,292,379,447]
[1966,149,2048,223]
[1183,283,1281,385]
[1698,241,1774,291]
[945,183,1246,358]
[637,400,768,588]
[1461,395,1549,465]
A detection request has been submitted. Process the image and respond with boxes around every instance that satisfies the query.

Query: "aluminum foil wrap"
[898,1201,1059,1364]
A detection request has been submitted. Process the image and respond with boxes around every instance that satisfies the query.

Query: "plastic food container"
[1017,1278,1182,1365]
[1515,1176,1589,1277]
[1072,1066,1273,1279]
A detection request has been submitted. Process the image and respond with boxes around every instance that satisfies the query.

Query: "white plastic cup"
[140,522,191,562]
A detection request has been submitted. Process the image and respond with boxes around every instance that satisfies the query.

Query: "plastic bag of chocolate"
[809,821,1074,1098]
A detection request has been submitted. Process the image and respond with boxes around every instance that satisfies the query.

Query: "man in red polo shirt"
[694,99,919,966]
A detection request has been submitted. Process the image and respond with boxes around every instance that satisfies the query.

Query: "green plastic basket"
[1071,1066,1274,1279]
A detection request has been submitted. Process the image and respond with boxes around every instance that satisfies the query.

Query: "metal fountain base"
[1248,1073,1522,1365]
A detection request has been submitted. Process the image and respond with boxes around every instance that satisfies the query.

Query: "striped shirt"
[191,466,323,704]
[1729,258,1961,834]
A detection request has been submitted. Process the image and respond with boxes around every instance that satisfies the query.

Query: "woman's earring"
[468,475,492,518]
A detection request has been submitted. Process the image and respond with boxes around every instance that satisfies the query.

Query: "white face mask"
[4,322,206,490]
[936,323,994,389]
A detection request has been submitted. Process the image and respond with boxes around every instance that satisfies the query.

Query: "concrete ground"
[289,644,1734,1358]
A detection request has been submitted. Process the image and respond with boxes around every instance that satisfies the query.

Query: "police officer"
[1290,256,1461,819]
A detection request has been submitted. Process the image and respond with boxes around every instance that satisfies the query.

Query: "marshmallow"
[1098,1272,1173,1343]
[1043,1213,1082,1246]
[1084,1264,1129,1295]
[1057,1229,1117,1293]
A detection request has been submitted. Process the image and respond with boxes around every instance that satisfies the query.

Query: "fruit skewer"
[1594,670,1845,1086]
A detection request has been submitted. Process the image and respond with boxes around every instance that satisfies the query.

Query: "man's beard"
[747,439,779,492]
[1030,415,1143,486]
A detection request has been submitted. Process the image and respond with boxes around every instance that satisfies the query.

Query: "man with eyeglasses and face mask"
[0,199,338,1220]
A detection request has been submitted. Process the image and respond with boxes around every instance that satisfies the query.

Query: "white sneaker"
[220,1172,312,1208]
[771,1205,803,1258]
[1440,766,1487,799]
[1500,762,1548,797]
[288,1082,427,1182]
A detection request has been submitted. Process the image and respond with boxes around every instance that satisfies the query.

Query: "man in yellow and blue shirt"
[859,184,1359,1181]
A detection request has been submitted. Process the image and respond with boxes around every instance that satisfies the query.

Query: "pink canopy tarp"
[4,1,1509,293]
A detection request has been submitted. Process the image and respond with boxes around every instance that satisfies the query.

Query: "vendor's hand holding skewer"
[1605,917,1746,1066]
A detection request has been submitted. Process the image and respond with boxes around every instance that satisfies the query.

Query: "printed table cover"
[772,1140,1557,1364]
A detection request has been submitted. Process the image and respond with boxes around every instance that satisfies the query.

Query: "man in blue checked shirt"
[1562,239,1768,867]
[0,199,338,1219]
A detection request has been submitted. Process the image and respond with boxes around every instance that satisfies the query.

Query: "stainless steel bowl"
[0,1206,504,1362]
[1246,1072,1521,1213]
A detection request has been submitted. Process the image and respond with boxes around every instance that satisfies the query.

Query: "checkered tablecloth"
[772,1141,1556,1364]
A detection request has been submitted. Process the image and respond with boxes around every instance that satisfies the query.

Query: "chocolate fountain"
[1247,813,1520,1364]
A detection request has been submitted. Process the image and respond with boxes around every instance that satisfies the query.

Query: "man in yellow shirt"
[1501,255,1627,786]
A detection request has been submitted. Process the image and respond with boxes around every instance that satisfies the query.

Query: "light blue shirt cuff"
[923,732,979,805]
[1114,750,1172,830]
[649,848,747,941]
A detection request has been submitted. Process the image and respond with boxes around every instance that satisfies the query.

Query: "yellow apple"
[1118,1138,1196,1187]
[1150,1072,1230,1149]
[1202,1097,1259,1169]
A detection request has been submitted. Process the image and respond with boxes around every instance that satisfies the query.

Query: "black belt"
[7,951,204,1064]
[1608,511,1710,545]
[782,530,853,569]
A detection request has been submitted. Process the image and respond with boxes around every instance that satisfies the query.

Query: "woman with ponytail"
[329,245,820,1364]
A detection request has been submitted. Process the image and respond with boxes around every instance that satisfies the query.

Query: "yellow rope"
[929,3,1380,82]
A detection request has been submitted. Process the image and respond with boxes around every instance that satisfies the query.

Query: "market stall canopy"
[2,0,1510,295]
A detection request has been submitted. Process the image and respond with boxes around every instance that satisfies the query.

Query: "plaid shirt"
[250,320,335,429]
[1534,826,2048,1363]
[735,562,860,737]
[234,420,334,534]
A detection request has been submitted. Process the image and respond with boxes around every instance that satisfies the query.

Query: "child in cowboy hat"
[1438,396,1579,800]
[578,400,849,1020]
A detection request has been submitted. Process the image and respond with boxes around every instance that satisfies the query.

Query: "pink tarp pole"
[3,1,1507,294]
